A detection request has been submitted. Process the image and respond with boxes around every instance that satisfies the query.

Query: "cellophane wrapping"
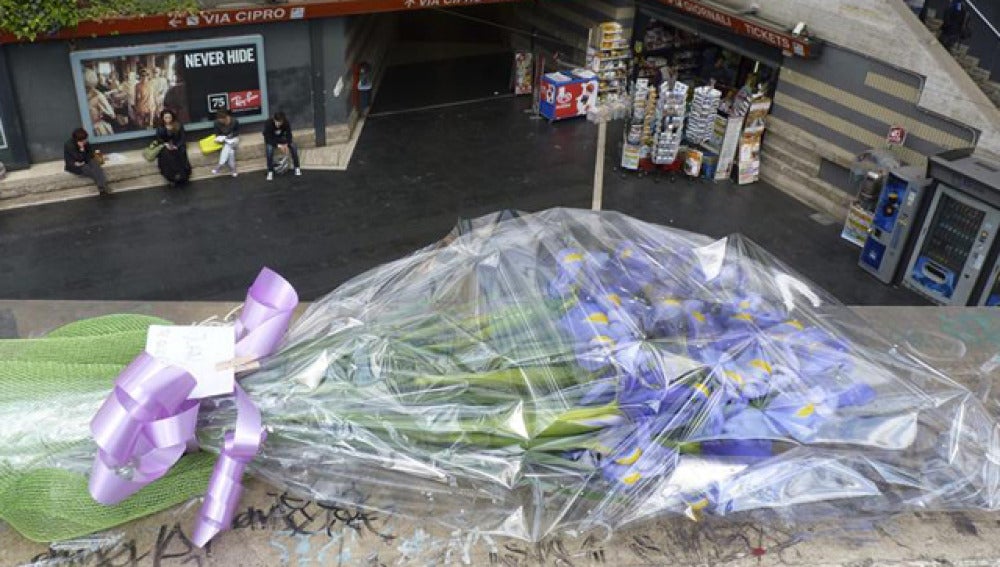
[206,208,1000,539]
[3,208,999,544]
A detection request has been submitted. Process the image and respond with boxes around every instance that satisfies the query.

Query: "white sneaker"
[266,171,274,181]
[211,167,221,175]
[294,168,302,176]
[231,171,238,177]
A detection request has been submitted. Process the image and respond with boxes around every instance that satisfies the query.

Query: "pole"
[592,120,607,211]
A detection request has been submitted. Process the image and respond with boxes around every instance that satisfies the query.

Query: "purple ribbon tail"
[192,385,265,547]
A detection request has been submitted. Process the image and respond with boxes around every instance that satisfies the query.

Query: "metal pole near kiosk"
[593,120,607,211]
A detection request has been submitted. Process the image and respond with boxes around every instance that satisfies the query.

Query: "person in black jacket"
[211,109,240,177]
[940,0,971,52]
[63,128,108,196]
[154,109,191,186]
[263,111,302,181]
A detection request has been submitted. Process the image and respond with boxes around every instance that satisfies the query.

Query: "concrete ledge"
[0,124,351,211]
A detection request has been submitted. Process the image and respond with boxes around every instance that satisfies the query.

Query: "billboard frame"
[69,34,269,143]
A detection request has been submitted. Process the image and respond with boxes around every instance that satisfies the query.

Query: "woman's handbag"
[142,141,164,162]
[199,134,223,154]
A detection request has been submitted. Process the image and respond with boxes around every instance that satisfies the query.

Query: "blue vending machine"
[859,166,932,284]
[903,151,1000,305]
[976,267,1000,306]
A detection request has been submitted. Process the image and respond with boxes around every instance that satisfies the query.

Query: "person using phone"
[63,128,109,196]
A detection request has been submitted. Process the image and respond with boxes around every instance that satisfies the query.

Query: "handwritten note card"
[146,325,235,399]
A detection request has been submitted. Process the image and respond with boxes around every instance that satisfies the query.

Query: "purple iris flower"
[609,241,662,295]
[775,326,852,378]
[835,383,876,408]
[592,418,679,488]
[560,301,613,342]
[642,291,688,338]
[579,373,619,406]
[547,248,611,300]
[721,388,830,443]
[682,300,719,341]
[618,365,715,432]
[700,439,773,458]
[707,263,747,294]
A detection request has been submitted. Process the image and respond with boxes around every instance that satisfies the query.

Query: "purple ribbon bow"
[89,268,298,547]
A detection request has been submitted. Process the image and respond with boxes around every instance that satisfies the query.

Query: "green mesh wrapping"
[0,315,215,542]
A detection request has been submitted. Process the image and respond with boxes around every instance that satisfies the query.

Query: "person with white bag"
[211,109,240,177]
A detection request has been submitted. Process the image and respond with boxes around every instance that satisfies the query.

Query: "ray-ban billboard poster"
[70,35,269,142]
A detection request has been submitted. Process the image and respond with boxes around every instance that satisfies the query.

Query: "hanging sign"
[0,0,525,43]
[656,0,820,58]
[886,125,908,147]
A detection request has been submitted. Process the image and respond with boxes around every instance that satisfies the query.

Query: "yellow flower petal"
[739,300,751,310]
[614,447,643,465]
[796,403,816,418]
[690,498,709,512]
[585,312,609,325]
[592,335,616,346]
[693,383,711,398]
[691,311,706,323]
[621,472,642,485]
[606,293,623,306]
[620,248,634,259]
[732,313,754,322]
[787,319,804,330]
[750,359,773,375]
[725,371,744,385]
[562,253,584,264]
[661,298,681,306]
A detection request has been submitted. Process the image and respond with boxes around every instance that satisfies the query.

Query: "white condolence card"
[145,325,236,399]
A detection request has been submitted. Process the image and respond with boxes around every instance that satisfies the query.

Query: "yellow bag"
[199,134,223,154]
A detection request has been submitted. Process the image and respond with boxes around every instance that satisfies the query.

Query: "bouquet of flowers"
[2,208,999,544]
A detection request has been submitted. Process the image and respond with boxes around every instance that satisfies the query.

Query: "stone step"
[969,67,993,84]
[760,135,821,177]
[766,116,856,169]
[959,55,981,70]
[759,155,853,221]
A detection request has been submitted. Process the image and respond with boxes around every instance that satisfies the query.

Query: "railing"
[966,0,999,42]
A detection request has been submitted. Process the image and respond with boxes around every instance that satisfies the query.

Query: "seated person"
[155,109,192,187]
[63,128,108,196]
[263,111,302,181]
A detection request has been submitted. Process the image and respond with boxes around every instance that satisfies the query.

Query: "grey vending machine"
[859,166,932,284]
[903,151,1000,305]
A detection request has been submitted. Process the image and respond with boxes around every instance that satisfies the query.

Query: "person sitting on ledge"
[63,128,108,196]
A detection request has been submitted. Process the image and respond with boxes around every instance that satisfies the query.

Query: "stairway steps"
[759,155,853,221]
[959,55,981,70]
[761,136,821,177]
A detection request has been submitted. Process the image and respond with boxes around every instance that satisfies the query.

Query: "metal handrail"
[966,0,1000,42]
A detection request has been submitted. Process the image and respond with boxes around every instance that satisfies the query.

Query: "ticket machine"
[859,166,932,284]
[902,150,1000,306]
